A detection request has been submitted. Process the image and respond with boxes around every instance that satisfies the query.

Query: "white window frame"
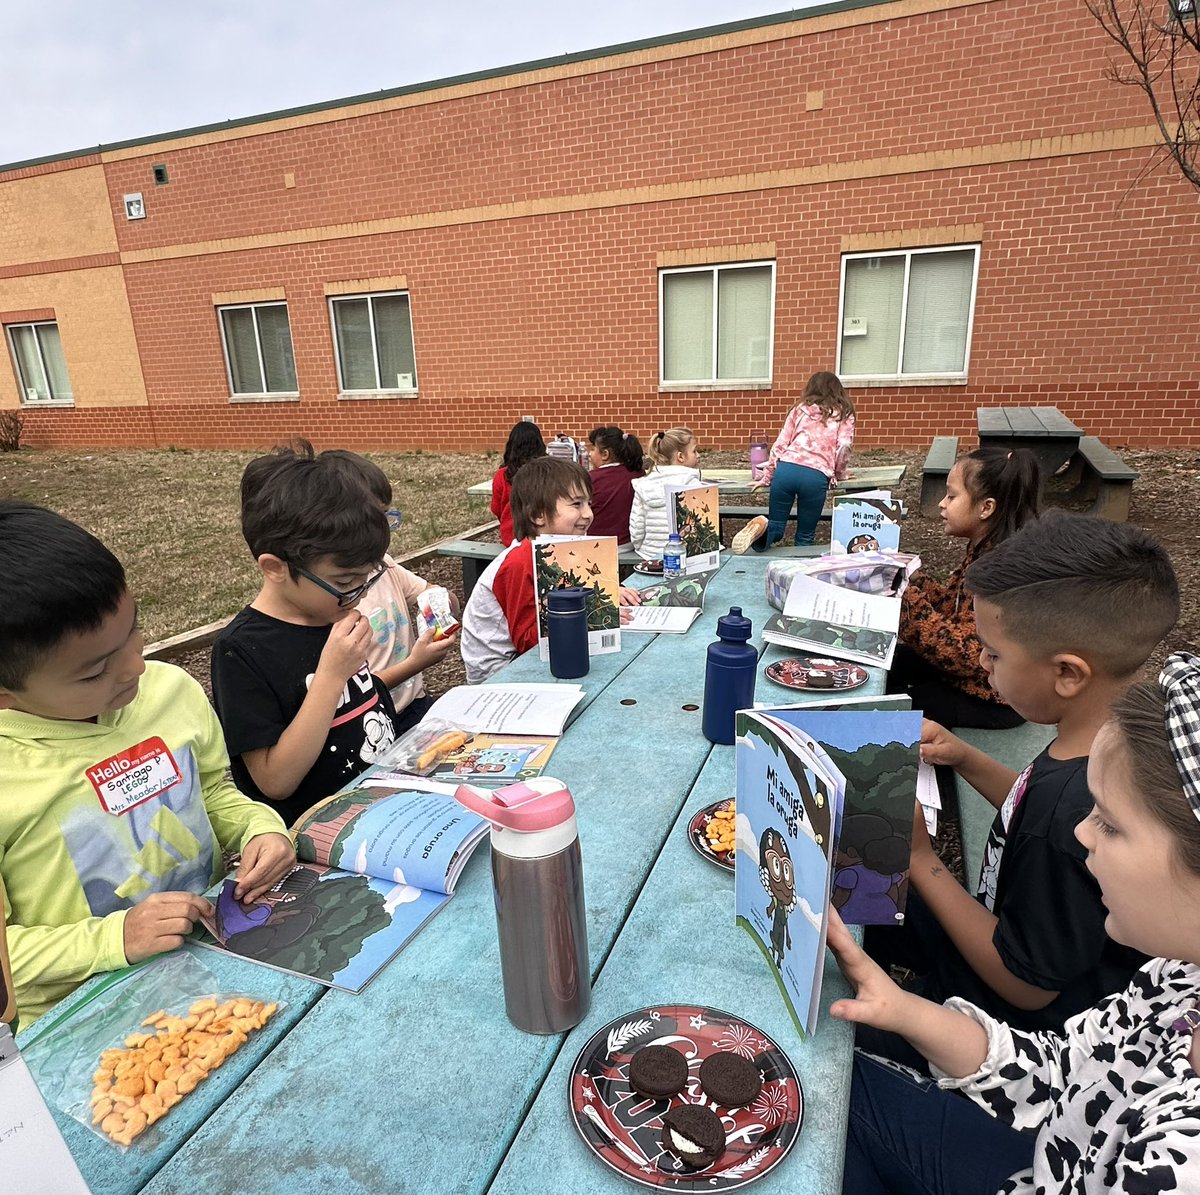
[835,244,980,384]
[658,260,776,388]
[5,320,73,405]
[217,301,299,399]
[328,290,419,397]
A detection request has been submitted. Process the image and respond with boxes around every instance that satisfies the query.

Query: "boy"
[863,512,1179,1059]
[461,456,595,683]
[0,503,294,1023]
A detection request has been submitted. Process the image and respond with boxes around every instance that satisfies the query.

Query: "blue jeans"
[758,461,829,548]
[843,1052,1035,1195]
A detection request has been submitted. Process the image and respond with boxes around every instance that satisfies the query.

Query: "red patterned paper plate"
[569,1003,803,1190]
[633,560,666,576]
[764,656,869,692]
[687,800,735,873]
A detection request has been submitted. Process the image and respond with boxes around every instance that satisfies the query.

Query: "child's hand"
[919,718,966,769]
[618,586,642,606]
[123,892,213,964]
[826,907,911,1033]
[408,625,458,671]
[234,833,297,903]
[316,610,373,684]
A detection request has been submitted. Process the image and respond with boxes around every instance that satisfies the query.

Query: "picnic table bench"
[976,406,1083,477]
[1062,436,1138,521]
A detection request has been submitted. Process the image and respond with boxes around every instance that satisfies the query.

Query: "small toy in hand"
[417,586,460,640]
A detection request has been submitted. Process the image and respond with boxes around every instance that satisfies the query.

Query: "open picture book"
[423,683,585,736]
[734,705,920,1039]
[665,480,721,573]
[621,566,719,634]
[531,535,621,660]
[195,781,488,993]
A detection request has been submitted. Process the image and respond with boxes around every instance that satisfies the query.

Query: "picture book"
[367,732,558,787]
[830,490,904,554]
[735,707,921,1039]
[665,481,721,573]
[531,535,621,660]
[195,782,488,993]
[763,573,903,669]
[423,683,586,736]
[621,566,718,634]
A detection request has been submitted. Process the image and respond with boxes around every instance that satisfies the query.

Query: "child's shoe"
[731,515,768,555]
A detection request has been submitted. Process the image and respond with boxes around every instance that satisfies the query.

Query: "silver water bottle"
[454,778,591,1034]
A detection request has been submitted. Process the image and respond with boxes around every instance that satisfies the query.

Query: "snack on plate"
[698,1050,763,1108]
[661,1104,726,1169]
[704,800,735,857]
[89,997,277,1146]
[628,1044,689,1098]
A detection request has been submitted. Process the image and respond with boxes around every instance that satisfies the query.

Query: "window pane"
[36,324,73,400]
[902,250,974,374]
[662,271,714,381]
[717,266,771,379]
[9,325,49,401]
[222,308,264,393]
[372,294,415,389]
[333,299,376,389]
[840,257,905,376]
[255,305,297,392]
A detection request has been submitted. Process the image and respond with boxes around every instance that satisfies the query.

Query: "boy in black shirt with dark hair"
[211,452,398,826]
[862,512,1179,1065]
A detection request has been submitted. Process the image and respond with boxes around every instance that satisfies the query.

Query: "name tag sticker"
[87,737,182,816]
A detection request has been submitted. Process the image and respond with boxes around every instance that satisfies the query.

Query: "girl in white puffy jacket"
[628,427,701,564]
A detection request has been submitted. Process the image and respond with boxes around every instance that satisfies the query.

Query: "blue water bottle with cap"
[702,606,757,744]
[547,587,590,679]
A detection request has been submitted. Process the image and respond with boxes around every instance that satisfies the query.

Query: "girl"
[832,656,1200,1195]
[491,421,546,546]
[890,446,1041,728]
[731,371,856,553]
[586,425,645,542]
[629,427,701,566]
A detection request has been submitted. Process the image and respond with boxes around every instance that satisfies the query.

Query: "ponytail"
[648,426,696,467]
[589,425,645,474]
[961,446,1041,551]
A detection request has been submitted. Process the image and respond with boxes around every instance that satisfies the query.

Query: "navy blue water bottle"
[702,607,757,744]
[547,587,590,679]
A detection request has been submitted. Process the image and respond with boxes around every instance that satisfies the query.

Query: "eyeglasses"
[295,562,388,607]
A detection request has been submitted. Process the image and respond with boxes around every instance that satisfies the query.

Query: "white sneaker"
[731,515,768,555]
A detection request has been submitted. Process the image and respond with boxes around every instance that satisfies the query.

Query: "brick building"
[1,0,1196,452]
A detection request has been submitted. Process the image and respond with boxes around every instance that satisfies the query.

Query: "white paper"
[774,574,902,669]
[424,684,585,736]
[916,760,942,810]
[620,606,702,634]
[922,805,939,836]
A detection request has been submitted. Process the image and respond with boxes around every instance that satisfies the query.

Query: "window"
[837,245,979,381]
[659,262,774,385]
[6,321,73,403]
[218,302,298,396]
[330,292,417,393]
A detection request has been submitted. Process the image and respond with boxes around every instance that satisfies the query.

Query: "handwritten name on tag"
[87,736,182,816]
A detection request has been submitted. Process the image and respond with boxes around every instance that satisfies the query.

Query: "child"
[732,371,855,552]
[833,657,1200,1195]
[0,503,294,1023]
[629,427,701,565]
[862,512,1179,1066]
[586,425,645,542]
[491,421,546,546]
[211,451,399,827]
[889,446,1042,728]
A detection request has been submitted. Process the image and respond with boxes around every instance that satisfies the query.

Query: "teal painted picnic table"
[33,553,882,1194]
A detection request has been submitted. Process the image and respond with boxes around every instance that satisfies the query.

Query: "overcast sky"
[3,1,830,167]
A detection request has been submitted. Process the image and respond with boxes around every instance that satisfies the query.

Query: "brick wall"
[3,0,1198,450]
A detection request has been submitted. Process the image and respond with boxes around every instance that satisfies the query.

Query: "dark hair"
[802,371,855,422]
[240,452,389,574]
[1110,680,1200,878]
[319,449,392,507]
[589,425,645,474]
[965,511,1179,679]
[648,427,695,466]
[957,446,1042,551]
[510,457,591,541]
[502,421,547,484]
[241,439,394,508]
[0,502,127,689]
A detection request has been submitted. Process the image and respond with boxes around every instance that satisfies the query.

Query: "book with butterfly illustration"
[531,535,622,660]
[194,781,488,993]
[664,480,722,573]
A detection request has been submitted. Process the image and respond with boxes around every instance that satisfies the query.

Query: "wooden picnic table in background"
[976,406,1083,476]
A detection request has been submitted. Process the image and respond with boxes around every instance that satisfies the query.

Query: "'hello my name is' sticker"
[86,737,182,816]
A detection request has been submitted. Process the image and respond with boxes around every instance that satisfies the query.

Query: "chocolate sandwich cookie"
[699,1050,763,1107]
[661,1104,725,1170]
[628,1044,688,1098]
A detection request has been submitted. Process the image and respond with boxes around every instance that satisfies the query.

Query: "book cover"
[195,783,487,993]
[665,481,721,573]
[621,566,718,634]
[830,490,903,554]
[766,573,903,669]
[531,535,622,660]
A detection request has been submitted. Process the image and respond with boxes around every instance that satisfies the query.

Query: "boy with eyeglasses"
[211,450,401,825]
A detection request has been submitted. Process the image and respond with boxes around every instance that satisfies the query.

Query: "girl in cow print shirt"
[830,657,1200,1195]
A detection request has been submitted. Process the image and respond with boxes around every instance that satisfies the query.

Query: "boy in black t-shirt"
[861,513,1179,1067]
[210,452,398,826]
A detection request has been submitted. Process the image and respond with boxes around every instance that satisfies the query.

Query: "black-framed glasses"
[295,562,387,607]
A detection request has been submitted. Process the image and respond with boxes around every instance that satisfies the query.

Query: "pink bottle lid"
[453,780,576,833]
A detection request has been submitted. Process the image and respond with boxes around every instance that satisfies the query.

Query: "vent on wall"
[153,164,169,185]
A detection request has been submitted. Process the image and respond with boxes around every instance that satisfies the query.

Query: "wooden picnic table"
[976,406,1083,477]
[28,552,880,1194]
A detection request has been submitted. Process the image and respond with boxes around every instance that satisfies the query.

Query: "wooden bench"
[437,539,642,597]
[718,503,832,535]
[919,435,958,517]
[1062,435,1138,521]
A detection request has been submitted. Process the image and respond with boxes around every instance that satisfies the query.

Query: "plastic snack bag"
[377,717,471,776]
[416,586,460,640]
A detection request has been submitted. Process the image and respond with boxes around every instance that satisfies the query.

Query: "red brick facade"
[2,0,1197,450]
